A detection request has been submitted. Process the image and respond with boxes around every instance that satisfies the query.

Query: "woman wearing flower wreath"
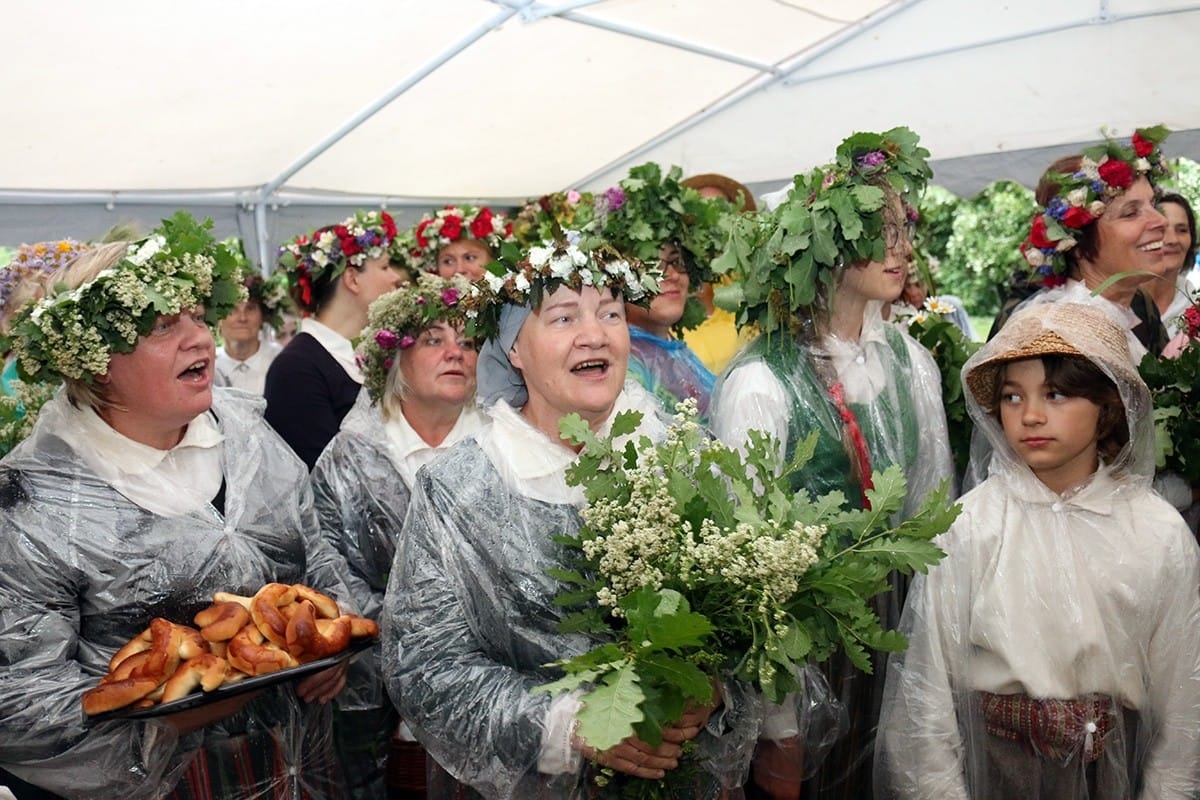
[596,162,733,421]
[876,301,1200,799]
[265,209,405,470]
[310,273,486,800]
[0,212,358,800]
[380,235,765,798]
[710,127,955,800]
[397,204,515,280]
[0,238,92,393]
[215,241,292,395]
[990,126,1173,361]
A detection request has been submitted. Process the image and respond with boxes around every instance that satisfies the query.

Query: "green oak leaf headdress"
[715,127,932,337]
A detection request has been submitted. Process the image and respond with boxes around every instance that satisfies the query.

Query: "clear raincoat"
[311,392,487,711]
[627,326,716,420]
[876,304,1200,799]
[381,385,762,799]
[0,388,355,800]
[710,302,956,799]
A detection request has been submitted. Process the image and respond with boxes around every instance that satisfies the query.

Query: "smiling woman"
[992,126,1174,360]
[0,212,360,800]
[379,235,767,798]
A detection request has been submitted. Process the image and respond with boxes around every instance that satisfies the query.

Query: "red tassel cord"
[828,381,874,510]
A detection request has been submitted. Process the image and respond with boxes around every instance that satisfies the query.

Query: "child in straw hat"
[876,301,1200,799]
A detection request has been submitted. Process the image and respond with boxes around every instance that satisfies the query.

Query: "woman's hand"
[574,734,682,780]
[295,661,347,704]
[573,687,722,778]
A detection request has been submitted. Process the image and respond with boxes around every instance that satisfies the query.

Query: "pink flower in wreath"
[375,329,400,350]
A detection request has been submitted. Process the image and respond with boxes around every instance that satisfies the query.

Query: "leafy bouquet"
[537,400,958,797]
[903,302,980,477]
[1139,300,1200,484]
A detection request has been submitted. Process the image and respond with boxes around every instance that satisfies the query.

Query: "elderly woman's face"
[398,321,478,409]
[1086,177,1168,279]
[510,284,630,435]
[99,306,216,448]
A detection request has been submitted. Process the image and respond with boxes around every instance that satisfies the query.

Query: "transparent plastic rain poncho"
[709,301,956,797]
[0,388,357,800]
[711,301,954,520]
[875,302,1200,800]
[381,385,765,799]
[310,390,487,710]
[626,326,716,421]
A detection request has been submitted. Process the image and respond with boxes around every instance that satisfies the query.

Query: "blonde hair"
[57,242,129,412]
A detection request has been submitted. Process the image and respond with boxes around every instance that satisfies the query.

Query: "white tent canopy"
[4,0,1199,266]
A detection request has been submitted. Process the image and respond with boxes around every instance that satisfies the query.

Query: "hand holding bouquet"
[536,400,958,796]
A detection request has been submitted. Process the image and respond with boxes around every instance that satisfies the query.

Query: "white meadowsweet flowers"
[128,235,165,266]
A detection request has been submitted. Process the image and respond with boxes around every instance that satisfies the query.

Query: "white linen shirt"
[216,338,282,395]
[302,318,364,384]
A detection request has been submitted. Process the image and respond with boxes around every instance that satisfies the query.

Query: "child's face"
[998,358,1102,495]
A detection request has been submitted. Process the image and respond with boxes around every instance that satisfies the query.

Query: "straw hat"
[964,301,1138,409]
[680,173,757,211]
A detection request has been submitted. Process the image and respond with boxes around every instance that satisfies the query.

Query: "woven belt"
[980,691,1118,763]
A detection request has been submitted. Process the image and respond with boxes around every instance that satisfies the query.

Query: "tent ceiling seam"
[566,0,923,190]
[783,4,1200,86]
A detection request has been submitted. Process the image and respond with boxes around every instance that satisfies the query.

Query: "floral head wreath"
[715,126,931,337]
[467,232,663,342]
[9,211,245,384]
[512,190,598,248]
[277,209,398,308]
[218,238,292,333]
[355,273,475,403]
[1,239,92,314]
[396,204,515,274]
[1020,125,1170,288]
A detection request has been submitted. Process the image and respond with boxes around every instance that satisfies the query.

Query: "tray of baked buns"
[83,583,378,721]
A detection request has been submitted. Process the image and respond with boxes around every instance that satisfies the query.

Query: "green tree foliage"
[1161,157,1200,207]
[939,180,1036,318]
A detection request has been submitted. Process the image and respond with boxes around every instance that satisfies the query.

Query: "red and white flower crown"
[1020,125,1170,288]
[397,205,514,273]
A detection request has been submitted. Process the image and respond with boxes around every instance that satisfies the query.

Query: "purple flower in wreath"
[855,151,887,171]
[399,335,417,349]
[603,186,627,212]
[375,329,400,350]
[441,287,460,306]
